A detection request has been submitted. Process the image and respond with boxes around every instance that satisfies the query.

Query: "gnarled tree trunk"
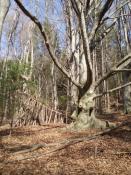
[70,86,116,130]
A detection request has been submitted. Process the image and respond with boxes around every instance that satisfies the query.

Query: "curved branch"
[89,0,114,42]
[90,21,116,51]
[99,0,114,22]
[14,0,82,88]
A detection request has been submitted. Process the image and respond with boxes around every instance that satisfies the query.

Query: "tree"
[0,0,10,43]
[8,0,131,130]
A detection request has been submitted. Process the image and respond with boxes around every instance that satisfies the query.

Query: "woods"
[0,0,130,129]
[0,0,131,174]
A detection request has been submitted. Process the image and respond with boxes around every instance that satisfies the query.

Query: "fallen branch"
[5,121,128,162]
[12,144,47,154]
[112,151,131,155]
[8,139,68,155]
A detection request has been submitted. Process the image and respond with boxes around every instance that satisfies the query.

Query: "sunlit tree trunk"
[121,7,131,113]
[0,0,10,42]
[51,62,58,110]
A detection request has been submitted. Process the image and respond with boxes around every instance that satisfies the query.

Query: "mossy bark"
[69,89,116,130]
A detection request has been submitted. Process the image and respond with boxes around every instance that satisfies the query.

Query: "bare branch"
[85,0,90,13]
[14,0,82,88]
[90,21,116,51]
[95,53,131,89]
[89,0,128,47]
[89,0,114,42]
[79,9,93,93]
[99,0,114,22]
[116,52,131,68]
[94,82,131,99]
[70,0,80,16]
[70,0,93,94]
[7,9,20,56]
[110,0,130,17]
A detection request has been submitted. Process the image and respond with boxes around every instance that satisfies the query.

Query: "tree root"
[68,117,116,131]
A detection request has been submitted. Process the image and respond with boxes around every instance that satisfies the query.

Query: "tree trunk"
[70,31,80,106]
[121,8,131,114]
[70,86,115,130]
[0,0,10,42]
[51,62,58,110]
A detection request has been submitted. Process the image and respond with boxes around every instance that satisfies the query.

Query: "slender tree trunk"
[70,29,80,106]
[121,8,131,113]
[29,38,34,78]
[0,0,10,42]
[51,62,58,110]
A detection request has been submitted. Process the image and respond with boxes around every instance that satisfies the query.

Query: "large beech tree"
[4,0,131,130]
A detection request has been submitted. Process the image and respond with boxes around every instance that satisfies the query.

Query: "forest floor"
[0,113,131,175]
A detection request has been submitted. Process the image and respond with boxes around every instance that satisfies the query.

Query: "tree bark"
[0,0,10,42]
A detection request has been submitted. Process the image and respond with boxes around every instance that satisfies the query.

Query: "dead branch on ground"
[5,121,128,162]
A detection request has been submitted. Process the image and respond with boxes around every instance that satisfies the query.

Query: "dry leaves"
[0,114,131,175]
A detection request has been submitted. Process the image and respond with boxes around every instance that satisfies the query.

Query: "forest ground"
[0,113,131,175]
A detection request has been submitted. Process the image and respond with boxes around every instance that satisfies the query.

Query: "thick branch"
[99,0,114,22]
[79,10,93,94]
[71,0,93,95]
[89,0,129,43]
[89,0,114,42]
[94,82,131,99]
[90,21,116,51]
[95,53,131,89]
[85,0,90,13]
[70,0,80,16]
[110,0,130,17]
[14,0,82,88]
[116,52,131,68]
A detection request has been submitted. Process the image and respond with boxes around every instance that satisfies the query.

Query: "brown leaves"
[0,115,131,175]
